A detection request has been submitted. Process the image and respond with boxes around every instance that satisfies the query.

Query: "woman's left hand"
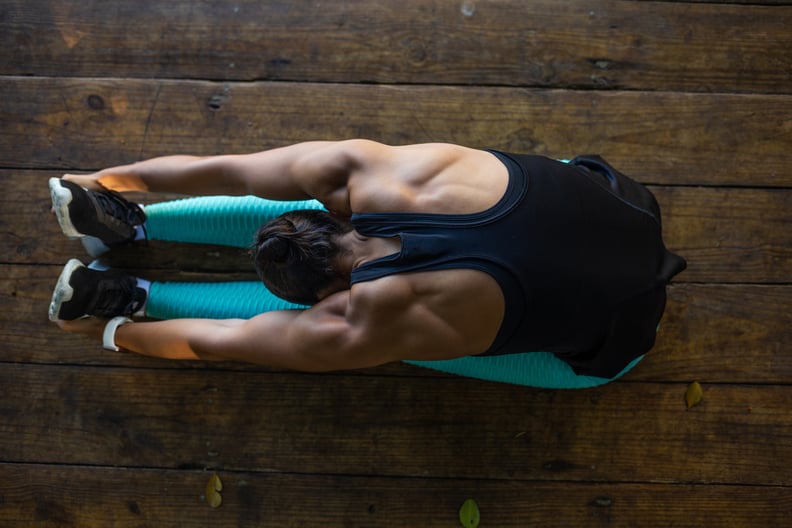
[55,317,109,342]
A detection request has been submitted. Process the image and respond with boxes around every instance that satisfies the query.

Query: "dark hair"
[251,210,350,304]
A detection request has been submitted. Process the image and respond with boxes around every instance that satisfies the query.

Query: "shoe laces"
[94,190,147,231]
[92,274,146,317]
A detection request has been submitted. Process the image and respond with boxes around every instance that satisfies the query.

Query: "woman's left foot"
[49,259,147,321]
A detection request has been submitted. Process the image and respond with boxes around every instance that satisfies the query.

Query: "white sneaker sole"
[49,178,82,239]
[49,258,85,322]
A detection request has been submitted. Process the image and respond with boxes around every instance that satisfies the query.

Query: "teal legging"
[142,195,641,388]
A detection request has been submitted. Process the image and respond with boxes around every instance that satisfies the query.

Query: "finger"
[54,318,73,331]
[62,174,105,192]
[55,316,94,330]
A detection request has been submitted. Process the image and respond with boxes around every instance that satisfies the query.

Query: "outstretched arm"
[56,289,392,372]
[62,139,389,212]
[55,273,496,370]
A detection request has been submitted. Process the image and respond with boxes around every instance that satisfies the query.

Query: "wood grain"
[2,78,792,187]
[1,363,790,486]
[631,284,792,383]
[651,186,792,283]
[1,2,790,526]
[0,463,789,528]
[2,0,790,93]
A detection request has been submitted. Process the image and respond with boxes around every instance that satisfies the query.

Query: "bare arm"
[62,140,391,211]
[57,290,394,371]
[110,312,364,371]
[55,272,499,370]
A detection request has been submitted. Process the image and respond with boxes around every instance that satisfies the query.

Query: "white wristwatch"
[103,316,133,351]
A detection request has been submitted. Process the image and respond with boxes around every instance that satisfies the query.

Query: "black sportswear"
[350,151,686,378]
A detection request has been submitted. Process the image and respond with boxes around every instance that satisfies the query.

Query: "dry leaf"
[206,491,222,509]
[685,381,703,409]
[205,473,223,508]
[458,498,480,528]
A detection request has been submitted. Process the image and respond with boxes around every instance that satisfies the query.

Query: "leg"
[50,178,146,256]
[146,280,305,320]
[50,260,304,322]
[49,259,147,321]
[50,177,324,253]
[144,195,324,248]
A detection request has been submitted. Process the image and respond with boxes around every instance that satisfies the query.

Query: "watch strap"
[103,316,133,351]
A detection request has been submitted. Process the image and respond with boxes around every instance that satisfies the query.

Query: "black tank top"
[350,151,686,378]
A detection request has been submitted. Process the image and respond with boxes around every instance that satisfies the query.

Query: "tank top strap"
[349,150,528,286]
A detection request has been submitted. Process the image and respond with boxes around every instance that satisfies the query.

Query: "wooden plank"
[3,169,789,282]
[1,363,790,485]
[3,263,790,383]
[652,186,792,284]
[2,0,790,93]
[631,284,792,383]
[2,78,791,187]
[0,463,789,528]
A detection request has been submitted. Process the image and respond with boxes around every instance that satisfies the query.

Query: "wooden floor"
[1,1,790,526]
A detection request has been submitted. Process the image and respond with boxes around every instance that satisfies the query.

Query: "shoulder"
[343,276,417,336]
[307,140,491,182]
[341,271,504,361]
[340,140,486,168]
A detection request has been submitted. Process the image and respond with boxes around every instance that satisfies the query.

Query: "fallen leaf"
[458,498,480,528]
[685,381,703,409]
[208,473,223,492]
[205,473,223,508]
[207,491,222,509]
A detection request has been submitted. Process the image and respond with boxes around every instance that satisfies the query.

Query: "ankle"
[134,278,151,316]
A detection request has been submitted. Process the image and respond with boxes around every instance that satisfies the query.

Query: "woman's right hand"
[63,168,149,193]
[62,172,108,191]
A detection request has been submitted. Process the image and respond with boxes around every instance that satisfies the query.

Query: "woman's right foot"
[49,178,146,256]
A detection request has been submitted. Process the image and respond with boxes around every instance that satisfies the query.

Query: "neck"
[335,230,401,275]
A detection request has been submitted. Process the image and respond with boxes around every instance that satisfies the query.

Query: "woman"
[50,140,686,379]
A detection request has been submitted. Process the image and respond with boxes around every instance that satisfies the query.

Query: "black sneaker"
[49,259,147,321]
[49,178,146,256]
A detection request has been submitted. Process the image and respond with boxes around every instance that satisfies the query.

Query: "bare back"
[346,142,510,216]
[334,142,509,363]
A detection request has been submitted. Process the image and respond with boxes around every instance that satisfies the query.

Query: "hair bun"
[259,235,291,263]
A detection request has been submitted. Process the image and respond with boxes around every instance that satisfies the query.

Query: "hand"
[61,173,108,192]
[63,168,149,193]
[55,317,109,342]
